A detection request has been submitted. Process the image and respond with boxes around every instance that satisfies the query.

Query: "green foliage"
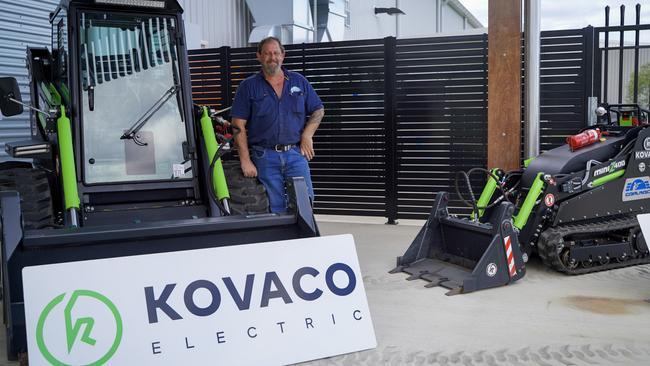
[627,62,650,107]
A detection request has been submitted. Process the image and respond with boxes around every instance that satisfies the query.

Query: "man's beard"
[263,63,281,75]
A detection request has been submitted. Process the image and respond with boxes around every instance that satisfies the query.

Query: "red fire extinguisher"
[567,128,601,152]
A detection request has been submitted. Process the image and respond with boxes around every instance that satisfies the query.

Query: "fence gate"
[592,4,650,108]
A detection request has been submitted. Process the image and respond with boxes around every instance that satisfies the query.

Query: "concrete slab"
[2,220,649,366]
[300,221,650,366]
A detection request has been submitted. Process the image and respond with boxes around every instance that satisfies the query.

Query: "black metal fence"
[189,29,590,221]
[592,4,650,108]
[539,29,590,148]
[392,34,488,219]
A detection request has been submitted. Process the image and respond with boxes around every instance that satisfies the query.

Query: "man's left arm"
[300,107,324,161]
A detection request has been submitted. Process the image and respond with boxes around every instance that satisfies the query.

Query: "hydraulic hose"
[455,167,513,214]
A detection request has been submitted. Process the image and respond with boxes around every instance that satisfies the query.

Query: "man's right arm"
[232,117,258,178]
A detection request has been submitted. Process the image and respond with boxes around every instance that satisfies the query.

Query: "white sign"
[638,214,650,244]
[23,234,376,366]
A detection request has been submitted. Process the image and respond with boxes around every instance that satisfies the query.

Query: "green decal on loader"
[592,169,625,187]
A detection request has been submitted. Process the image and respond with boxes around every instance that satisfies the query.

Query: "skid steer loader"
[0,0,318,360]
[392,104,650,295]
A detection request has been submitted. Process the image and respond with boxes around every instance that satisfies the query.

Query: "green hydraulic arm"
[57,105,81,226]
[199,106,231,213]
[513,172,545,230]
[471,168,500,220]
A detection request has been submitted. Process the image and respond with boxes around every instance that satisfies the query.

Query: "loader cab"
[50,0,206,225]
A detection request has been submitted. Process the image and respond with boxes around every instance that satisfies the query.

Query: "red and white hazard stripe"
[503,236,517,278]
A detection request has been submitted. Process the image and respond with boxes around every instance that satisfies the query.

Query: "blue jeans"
[250,146,314,213]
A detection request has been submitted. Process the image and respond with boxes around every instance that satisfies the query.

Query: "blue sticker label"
[622,176,650,201]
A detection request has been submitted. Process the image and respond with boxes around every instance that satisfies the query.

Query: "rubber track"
[537,215,650,274]
[0,166,54,230]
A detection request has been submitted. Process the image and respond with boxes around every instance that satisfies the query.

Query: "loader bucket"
[390,192,525,295]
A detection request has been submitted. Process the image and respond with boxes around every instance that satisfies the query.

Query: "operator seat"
[520,130,627,189]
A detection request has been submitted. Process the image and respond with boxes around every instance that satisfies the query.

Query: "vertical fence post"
[604,6,610,103]
[219,46,232,107]
[583,26,594,125]
[633,4,641,104]
[593,31,602,104]
[617,5,625,104]
[384,36,398,225]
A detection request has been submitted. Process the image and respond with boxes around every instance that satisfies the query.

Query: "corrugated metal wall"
[178,0,252,48]
[0,0,59,161]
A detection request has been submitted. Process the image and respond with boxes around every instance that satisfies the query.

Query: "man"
[231,37,325,213]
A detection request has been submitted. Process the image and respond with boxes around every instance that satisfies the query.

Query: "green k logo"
[36,290,123,366]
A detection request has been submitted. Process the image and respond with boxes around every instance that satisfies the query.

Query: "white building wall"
[602,48,650,105]
[397,0,437,39]
[177,0,483,47]
[345,0,400,40]
[178,0,252,49]
[344,0,482,41]
[441,2,466,32]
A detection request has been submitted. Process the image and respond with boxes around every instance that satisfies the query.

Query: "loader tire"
[222,160,269,215]
[0,164,54,230]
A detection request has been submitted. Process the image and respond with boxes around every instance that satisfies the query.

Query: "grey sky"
[461,0,650,43]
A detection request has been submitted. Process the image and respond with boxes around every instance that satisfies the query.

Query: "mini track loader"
[392,104,650,295]
[0,0,318,360]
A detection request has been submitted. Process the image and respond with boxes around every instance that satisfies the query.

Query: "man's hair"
[257,36,285,54]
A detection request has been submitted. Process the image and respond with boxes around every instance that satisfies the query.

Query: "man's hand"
[300,135,315,160]
[240,159,258,177]
[300,108,323,161]
[232,117,256,177]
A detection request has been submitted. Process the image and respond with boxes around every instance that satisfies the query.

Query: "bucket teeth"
[445,287,464,296]
[440,279,459,288]
[406,272,426,281]
[424,281,441,288]
[421,273,444,284]
[388,265,404,274]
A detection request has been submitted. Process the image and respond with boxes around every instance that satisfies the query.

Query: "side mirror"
[0,77,24,117]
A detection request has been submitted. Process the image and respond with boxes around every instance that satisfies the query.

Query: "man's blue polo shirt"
[231,68,323,147]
